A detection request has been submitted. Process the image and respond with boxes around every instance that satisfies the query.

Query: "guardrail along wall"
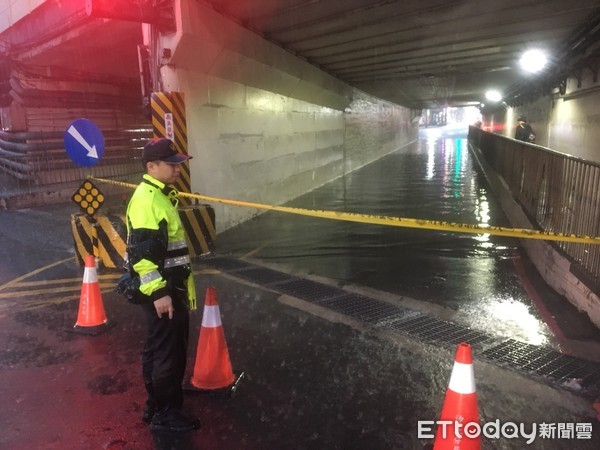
[469,127,600,291]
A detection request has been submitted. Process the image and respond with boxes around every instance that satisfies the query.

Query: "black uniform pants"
[141,285,189,411]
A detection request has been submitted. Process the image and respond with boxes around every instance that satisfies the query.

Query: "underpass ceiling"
[0,2,143,83]
[205,0,600,109]
[3,0,600,111]
[26,20,143,80]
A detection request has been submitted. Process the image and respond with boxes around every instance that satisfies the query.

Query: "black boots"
[142,397,156,424]
[142,380,156,424]
[143,395,200,432]
[149,407,200,432]
[146,377,200,432]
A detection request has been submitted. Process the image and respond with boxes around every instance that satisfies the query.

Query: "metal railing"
[0,128,151,194]
[469,126,600,290]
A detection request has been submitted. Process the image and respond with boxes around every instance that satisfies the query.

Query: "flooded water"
[218,124,565,348]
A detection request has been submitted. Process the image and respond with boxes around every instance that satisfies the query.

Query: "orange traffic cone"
[73,254,110,335]
[189,286,244,395]
[433,342,481,450]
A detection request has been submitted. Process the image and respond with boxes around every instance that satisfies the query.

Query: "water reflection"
[461,296,549,346]
[219,125,556,347]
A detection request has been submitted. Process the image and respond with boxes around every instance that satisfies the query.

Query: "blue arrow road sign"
[64,118,105,167]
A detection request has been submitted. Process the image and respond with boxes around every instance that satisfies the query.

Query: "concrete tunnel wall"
[157,0,418,232]
[501,68,600,164]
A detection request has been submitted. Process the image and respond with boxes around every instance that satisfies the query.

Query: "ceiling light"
[485,90,502,102]
[519,49,548,73]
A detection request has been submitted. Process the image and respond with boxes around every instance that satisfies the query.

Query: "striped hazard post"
[433,343,481,449]
[70,208,215,268]
[179,206,216,256]
[151,91,191,204]
[71,213,128,269]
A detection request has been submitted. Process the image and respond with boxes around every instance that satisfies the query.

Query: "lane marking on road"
[240,240,278,260]
[9,273,121,288]
[0,268,217,305]
[0,256,76,292]
[0,282,116,299]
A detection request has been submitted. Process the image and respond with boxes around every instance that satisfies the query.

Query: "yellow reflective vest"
[125,174,196,309]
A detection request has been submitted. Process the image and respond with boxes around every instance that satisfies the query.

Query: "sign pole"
[90,215,100,267]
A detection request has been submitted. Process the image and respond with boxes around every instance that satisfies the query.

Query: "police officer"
[126,137,199,432]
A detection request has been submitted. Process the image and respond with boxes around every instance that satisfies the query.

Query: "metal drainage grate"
[564,360,600,383]
[388,313,438,332]
[482,340,600,389]
[318,294,405,325]
[481,339,549,366]
[274,278,345,302]
[203,256,600,393]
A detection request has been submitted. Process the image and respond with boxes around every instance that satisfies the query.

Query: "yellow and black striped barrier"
[71,206,216,268]
[151,91,191,205]
[71,213,127,268]
[89,176,600,245]
[179,206,217,257]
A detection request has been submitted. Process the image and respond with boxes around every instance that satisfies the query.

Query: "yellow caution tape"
[90,176,600,245]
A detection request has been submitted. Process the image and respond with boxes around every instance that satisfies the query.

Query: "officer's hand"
[154,295,174,319]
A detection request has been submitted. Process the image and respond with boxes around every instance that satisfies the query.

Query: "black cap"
[517,115,527,122]
[142,138,192,164]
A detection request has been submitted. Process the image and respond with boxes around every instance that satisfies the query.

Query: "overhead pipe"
[0,130,64,141]
[0,157,34,175]
[0,138,62,153]
[0,128,151,142]
[85,0,175,33]
[0,147,27,158]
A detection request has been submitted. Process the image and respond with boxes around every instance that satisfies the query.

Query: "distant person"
[125,138,199,433]
[474,119,482,128]
[515,115,535,143]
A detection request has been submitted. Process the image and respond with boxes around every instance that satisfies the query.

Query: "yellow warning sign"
[72,179,105,216]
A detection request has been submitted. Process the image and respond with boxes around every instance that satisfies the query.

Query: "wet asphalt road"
[1,124,600,449]
[1,269,599,450]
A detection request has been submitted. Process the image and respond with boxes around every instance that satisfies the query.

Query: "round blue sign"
[64,118,105,167]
